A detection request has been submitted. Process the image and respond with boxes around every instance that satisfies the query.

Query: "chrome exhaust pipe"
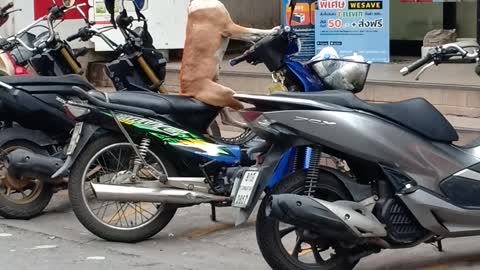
[268,194,387,240]
[91,183,228,204]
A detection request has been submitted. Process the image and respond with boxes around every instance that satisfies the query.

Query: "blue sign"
[281,0,317,61]
[315,0,390,63]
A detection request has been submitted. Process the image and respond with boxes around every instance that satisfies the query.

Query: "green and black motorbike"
[49,86,261,242]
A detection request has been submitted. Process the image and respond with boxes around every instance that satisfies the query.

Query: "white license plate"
[233,170,260,208]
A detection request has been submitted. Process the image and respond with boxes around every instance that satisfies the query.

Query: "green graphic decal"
[105,112,232,156]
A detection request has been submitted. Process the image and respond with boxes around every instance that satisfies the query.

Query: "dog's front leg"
[225,24,280,43]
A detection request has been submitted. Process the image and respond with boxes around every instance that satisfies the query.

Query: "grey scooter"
[232,42,480,270]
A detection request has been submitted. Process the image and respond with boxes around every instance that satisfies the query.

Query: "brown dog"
[180,0,279,110]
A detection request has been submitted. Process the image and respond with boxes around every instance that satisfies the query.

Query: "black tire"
[218,128,256,146]
[256,170,356,270]
[208,120,256,146]
[0,140,54,219]
[68,134,177,243]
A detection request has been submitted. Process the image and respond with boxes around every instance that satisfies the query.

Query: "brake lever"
[3,8,21,16]
[415,61,435,81]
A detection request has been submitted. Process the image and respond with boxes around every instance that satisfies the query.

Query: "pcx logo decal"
[294,116,337,125]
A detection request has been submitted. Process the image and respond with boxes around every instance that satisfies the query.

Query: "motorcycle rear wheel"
[256,170,358,270]
[68,134,177,243]
[0,141,53,219]
[207,120,256,146]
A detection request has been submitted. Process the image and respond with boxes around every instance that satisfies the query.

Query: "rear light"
[14,66,29,75]
[6,53,29,75]
[64,103,91,120]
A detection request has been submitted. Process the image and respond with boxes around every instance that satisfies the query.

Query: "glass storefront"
[391,1,477,55]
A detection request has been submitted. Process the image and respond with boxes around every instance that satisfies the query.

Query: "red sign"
[34,0,89,20]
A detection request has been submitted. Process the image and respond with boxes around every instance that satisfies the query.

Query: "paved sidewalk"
[2,193,480,270]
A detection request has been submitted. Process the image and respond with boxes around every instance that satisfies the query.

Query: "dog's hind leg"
[191,80,244,110]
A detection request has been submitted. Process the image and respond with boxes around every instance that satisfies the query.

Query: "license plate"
[233,170,260,208]
[66,122,83,155]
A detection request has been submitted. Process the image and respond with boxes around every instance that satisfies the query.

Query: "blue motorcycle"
[230,25,326,93]
[230,25,369,94]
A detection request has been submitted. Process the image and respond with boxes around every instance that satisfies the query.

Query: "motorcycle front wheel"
[68,134,177,243]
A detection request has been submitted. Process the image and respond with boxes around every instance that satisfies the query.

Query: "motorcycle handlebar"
[1,2,13,13]
[66,33,82,42]
[229,52,251,66]
[400,53,433,76]
[401,43,479,76]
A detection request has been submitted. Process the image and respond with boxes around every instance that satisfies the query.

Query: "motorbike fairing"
[274,90,458,142]
[258,109,477,194]
[0,75,92,137]
[284,58,324,92]
[71,102,242,167]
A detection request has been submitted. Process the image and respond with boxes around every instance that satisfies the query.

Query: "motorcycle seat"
[88,90,219,114]
[0,74,94,90]
[274,90,459,143]
[88,90,220,132]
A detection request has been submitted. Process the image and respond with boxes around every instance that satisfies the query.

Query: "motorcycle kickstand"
[210,203,217,222]
[437,240,443,252]
[431,240,444,252]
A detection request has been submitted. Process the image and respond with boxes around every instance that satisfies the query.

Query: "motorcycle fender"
[235,139,309,226]
[71,123,102,161]
[51,123,102,178]
[320,167,372,202]
[0,126,57,147]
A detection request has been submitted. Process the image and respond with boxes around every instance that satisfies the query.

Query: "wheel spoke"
[99,154,111,176]
[134,203,138,226]
[119,203,130,227]
[86,165,103,178]
[92,201,107,215]
[135,203,156,217]
[291,237,302,259]
[279,226,297,238]
[100,202,115,220]
[108,202,126,225]
[312,246,324,263]
[128,203,152,220]
[107,149,122,169]
[138,203,144,223]
[115,149,123,173]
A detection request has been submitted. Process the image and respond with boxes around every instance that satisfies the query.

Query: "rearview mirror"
[288,0,297,25]
[132,0,145,10]
[62,0,76,8]
[104,0,115,15]
[289,0,297,8]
